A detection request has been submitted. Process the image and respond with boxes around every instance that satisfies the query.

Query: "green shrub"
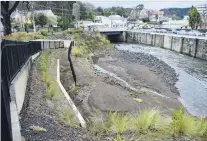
[40,29,48,36]
[130,109,160,132]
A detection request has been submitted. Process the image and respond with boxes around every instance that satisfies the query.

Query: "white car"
[178,30,188,35]
[188,30,202,36]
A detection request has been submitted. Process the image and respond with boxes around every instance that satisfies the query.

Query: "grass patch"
[88,110,128,134]
[113,134,126,141]
[88,109,107,135]
[71,46,87,57]
[108,111,128,133]
[46,81,58,100]
[69,84,80,94]
[61,107,76,126]
[170,107,207,137]
[130,109,160,133]
[133,98,143,103]
[39,50,58,100]
[62,29,83,35]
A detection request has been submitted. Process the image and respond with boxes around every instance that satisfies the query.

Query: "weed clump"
[40,29,48,36]
[61,107,76,126]
[130,109,160,132]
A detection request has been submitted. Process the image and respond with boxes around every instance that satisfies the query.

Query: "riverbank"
[32,30,207,140]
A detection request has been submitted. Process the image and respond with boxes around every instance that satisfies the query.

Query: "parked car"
[177,30,188,35]
[188,30,202,36]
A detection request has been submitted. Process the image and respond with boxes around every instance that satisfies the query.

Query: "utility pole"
[32,2,36,32]
[111,12,113,28]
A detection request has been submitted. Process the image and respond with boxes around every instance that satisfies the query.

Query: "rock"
[29,125,47,132]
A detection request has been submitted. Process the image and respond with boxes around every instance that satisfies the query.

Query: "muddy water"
[115,43,207,117]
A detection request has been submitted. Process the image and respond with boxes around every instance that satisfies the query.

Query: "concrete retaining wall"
[171,37,182,53]
[10,52,40,141]
[125,31,207,61]
[32,40,72,49]
[196,39,207,60]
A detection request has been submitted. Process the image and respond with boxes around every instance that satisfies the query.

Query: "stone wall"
[125,31,207,61]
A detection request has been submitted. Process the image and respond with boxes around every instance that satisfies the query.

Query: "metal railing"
[1,40,42,141]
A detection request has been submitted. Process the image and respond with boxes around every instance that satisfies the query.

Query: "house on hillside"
[149,10,165,22]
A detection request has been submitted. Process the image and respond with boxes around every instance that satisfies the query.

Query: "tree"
[77,1,87,20]
[88,11,94,20]
[155,14,158,22]
[142,18,150,23]
[104,9,111,17]
[35,14,47,27]
[97,7,104,15]
[58,15,72,29]
[72,3,80,22]
[1,1,20,35]
[188,6,201,29]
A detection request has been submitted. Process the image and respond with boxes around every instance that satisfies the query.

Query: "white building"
[108,15,127,28]
[195,4,207,29]
[149,10,165,22]
[93,15,127,28]
[160,16,189,29]
[11,9,58,28]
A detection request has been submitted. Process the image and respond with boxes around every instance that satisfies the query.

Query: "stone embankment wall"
[125,31,207,61]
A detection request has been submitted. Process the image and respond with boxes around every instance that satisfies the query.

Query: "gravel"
[113,49,179,94]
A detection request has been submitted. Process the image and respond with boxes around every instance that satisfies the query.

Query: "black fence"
[1,40,42,141]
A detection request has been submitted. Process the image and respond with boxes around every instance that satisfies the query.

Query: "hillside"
[160,7,190,19]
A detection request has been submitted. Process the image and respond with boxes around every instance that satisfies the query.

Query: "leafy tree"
[35,14,47,27]
[1,1,20,35]
[155,14,158,22]
[115,7,125,17]
[188,6,201,29]
[72,3,80,21]
[142,18,150,23]
[77,1,87,20]
[104,9,111,17]
[88,11,94,20]
[58,15,72,29]
[97,7,104,15]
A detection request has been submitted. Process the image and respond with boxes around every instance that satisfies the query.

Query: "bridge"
[97,28,126,35]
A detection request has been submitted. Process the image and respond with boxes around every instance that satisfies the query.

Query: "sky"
[85,0,207,9]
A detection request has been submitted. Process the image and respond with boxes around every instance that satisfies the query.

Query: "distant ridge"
[160,7,191,20]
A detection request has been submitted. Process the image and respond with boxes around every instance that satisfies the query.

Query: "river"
[115,43,207,117]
